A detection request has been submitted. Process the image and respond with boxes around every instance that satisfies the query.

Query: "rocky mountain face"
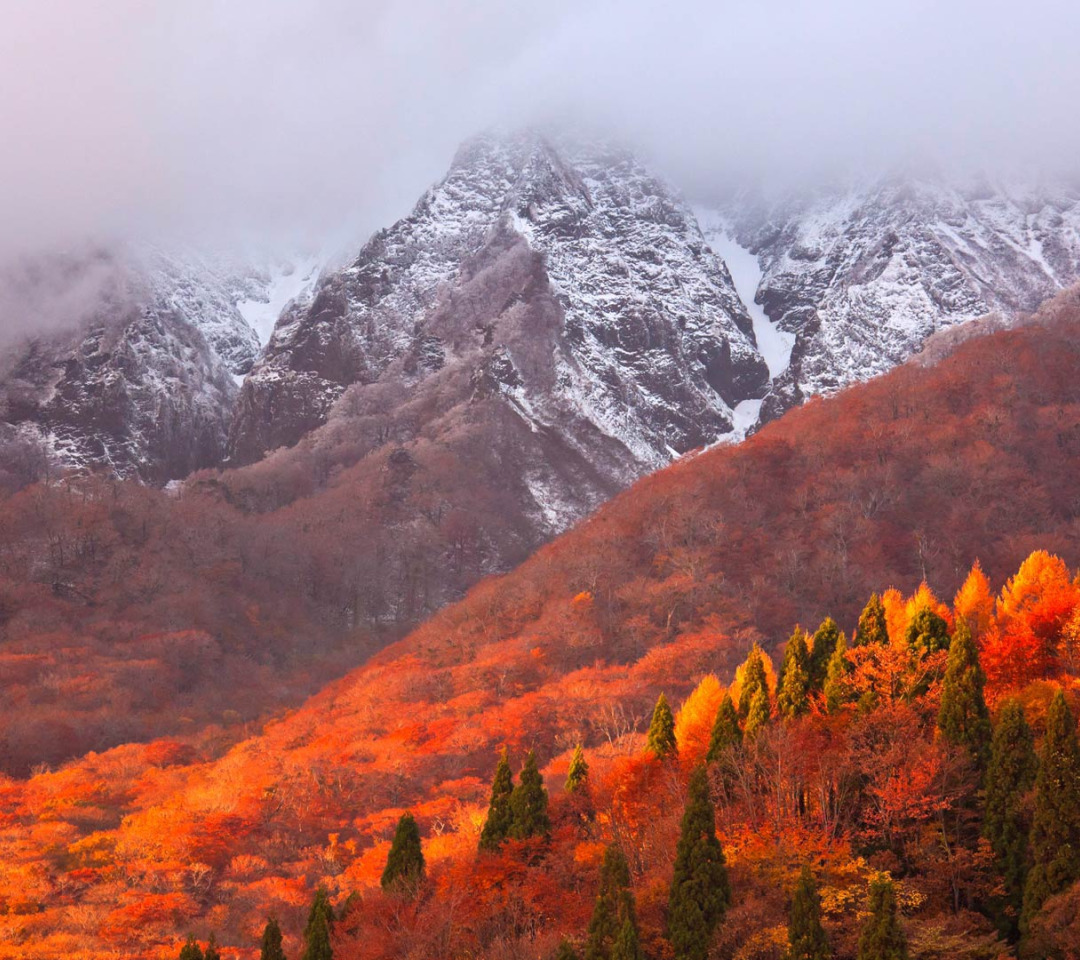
[229,131,770,487]
[0,249,311,482]
[714,176,1080,420]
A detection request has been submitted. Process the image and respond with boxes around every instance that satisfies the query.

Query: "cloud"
[1,0,1078,264]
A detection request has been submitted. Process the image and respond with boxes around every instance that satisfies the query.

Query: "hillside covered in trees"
[1,290,1080,959]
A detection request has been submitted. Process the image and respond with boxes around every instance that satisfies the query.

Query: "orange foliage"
[953,561,995,638]
[984,550,1080,690]
[673,674,725,769]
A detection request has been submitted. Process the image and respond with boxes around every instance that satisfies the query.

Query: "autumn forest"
[3,289,1080,960]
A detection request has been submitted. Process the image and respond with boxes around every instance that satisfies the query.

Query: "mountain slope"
[3,288,1078,958]
[230,131,770,479]
[0,248,318,482]
[716,176,1080,420]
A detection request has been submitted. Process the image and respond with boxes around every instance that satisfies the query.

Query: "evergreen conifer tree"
[203,935,221,960]
[778,627,810,687]
[983,698,1037,940]
[905,605,950,657]
[823,634,854,713]
[647,693,677,759]
[856,875,907,960]
[381,811,425,893]
[479,750,515,852]
[667,765,731,960]
[1020,689,1080,938]
[301,887,334,960]
[566,745,589,793]
[260,917,287,960]
[706,693,742,762]
[554,938,580,960]
[808,618,841,693]
[179,936,204,960]
[745,687,770,739]
[936,620,992,770]
[509,751,551,840]
[611,919,643,960]
[854,594,889,647]
[585,846,639,960]
[787,865,830,960]
[777,628,811,719]
[737,645,770,720]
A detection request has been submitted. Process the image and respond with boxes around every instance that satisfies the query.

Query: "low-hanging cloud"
[2,0,1079,264]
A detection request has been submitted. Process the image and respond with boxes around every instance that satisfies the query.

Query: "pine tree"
[823,634,854,713]
[611,919,643,960]
[179,936,204,960]
[647,693,677,759]
[856,875,907,960]
[787,865,830,960]
[479,750,515,852]
[905,604,951,658]
[554,938,580,960]
[203,935,222,960]
[778,627,810,687]
[777,628,811,719]
[585,845,639,960]
[808,618,841,693]
[667,765,731,960]
[737,645,770,720]
[745,687,770,739]
[260,917,287,960]
[854,593,889,647]
[706,693,742,762]
[983,699,1037,939]
[1020,689,1080,938]
[301,887,334,960]
[936,619,992,770]
[566,744,589,793]
[381,811,425,893]
[509,751,551,840]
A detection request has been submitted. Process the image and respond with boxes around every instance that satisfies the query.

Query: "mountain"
[2,288,1077,958]
[711,175,1080,420]
[229,131,771,484]
[0,248,319,482]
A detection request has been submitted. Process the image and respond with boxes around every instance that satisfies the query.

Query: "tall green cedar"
[611,919,643,960]
[585,845,640,960]
[301,887,334,960]
[808,619,841,693]
[777,628,811,719]
[203,935,221,960]
[381,811,425,893]
[479,750,515,852]
[667,765,731,960]
[905,605,951,658]
[787,865,830,960]
[823,634,854,713]
[509,751,552,840]
[936,620,992,770]
[778,627,810,688]
[854,594,889,647]
[1020,689,1080,938]
[566,745,589,793]
[738,644,770,720]
[647,693,677,759]
[983,699,1037,939]
[554,938,580,960]
[856,875,908,960]
[260,917,287,960]
[179,936,204,960]
[706,693,742,762]
[745,687,770,739]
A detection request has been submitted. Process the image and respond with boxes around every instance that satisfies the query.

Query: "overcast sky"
[2,0,1079,259]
